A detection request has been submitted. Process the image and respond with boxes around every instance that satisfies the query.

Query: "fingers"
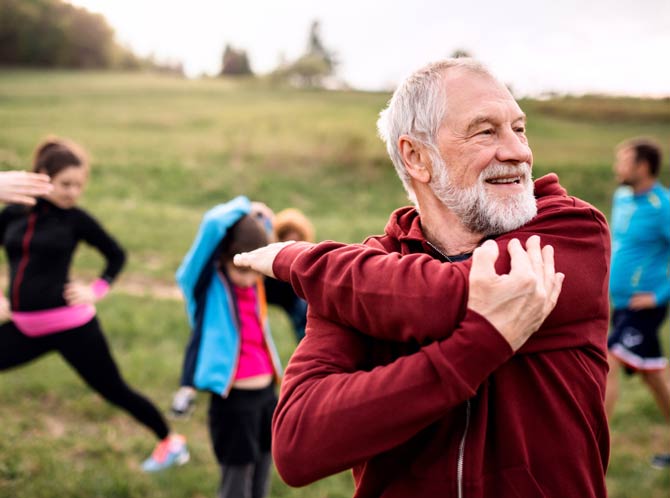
[525,235,543,279]
[507,238,532,277]
[5,194,37,206]
[541,243,555,292]
[548,273,565,312]
[470,239,500,281]
[0,171,53,205]
[233,241,296,278]
[510,236,563,316]
[63,283,91,305]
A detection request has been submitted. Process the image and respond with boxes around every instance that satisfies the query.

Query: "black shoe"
[651,453,670,469]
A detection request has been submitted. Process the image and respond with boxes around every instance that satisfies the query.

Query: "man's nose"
[496,129,532,165]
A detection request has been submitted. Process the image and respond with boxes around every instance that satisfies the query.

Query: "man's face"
[430,70,536,234]
[613,147,641,186]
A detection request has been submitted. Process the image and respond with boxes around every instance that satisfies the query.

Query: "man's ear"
[636,159,652,177]
[398,135,432,184]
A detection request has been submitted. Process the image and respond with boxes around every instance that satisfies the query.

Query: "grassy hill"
[0,70,668,497]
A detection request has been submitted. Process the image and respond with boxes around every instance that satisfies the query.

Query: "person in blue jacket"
[605,138,670,469]
[173,196,282,498]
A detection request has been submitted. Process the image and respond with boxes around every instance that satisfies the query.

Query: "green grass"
[0,69,669,497]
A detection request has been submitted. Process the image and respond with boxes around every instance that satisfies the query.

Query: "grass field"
[0,69,669,497]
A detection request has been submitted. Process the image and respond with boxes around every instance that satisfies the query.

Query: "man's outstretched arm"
[235,198,608,347]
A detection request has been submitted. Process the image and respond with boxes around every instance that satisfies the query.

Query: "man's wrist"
[272,241,313,282]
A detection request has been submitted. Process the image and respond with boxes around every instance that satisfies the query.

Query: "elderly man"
[235,59,610,497]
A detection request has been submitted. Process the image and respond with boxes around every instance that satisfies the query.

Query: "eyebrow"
[465,113,527,135]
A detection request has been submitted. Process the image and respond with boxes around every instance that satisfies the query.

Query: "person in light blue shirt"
[605,138,670,469]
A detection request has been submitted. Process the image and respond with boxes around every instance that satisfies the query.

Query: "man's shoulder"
[649,183,670,210]
[528,189,609,242]
[535,173,604,217]
[367,205,425,253]
[362,233,401,253]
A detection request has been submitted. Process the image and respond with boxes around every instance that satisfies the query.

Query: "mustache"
[480,163,532,181]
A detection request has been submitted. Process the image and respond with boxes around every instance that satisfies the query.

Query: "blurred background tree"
[271,19,338,88]
[450,48,473,58]
[220,44,253,76]
[0,0,182,74]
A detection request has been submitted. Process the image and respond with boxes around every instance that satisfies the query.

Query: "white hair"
[376,58,495,205]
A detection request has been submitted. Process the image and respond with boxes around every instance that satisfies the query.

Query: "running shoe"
[169,386,196,419]
[141,434,190,472]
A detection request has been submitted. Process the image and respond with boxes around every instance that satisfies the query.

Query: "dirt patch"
[114,274,182,301]
[0,270,182,301]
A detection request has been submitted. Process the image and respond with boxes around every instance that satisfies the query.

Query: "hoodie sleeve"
[274,241,468,344]
[273,195,611,350]
[176,196,251,326]
[272,307,513,487]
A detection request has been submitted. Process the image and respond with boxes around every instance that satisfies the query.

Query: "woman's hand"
[0,296,11,322]
[63,282,96,306]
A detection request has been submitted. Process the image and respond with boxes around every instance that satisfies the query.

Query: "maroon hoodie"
[272,174,610,498]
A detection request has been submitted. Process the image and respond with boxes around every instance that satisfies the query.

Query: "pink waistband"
[12,305,96,337]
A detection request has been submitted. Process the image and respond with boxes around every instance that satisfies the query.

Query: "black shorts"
[608,306,668,374]
[208,384,277,465]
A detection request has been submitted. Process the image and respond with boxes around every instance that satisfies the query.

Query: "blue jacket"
[610,182,670,309]
[176,196,282,396]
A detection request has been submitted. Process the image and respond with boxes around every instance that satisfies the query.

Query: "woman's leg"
[218,463,254,498]
[0,321,53,370]
[57,318,170,439]
[251,451,272,498]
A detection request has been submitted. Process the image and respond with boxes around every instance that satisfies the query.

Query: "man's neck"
[631,176,656,194]
[418,195,483,256]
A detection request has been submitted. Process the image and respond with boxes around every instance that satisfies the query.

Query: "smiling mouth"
[485,176,522,185]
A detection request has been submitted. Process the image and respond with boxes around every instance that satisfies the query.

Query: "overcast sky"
[69,0,670,97]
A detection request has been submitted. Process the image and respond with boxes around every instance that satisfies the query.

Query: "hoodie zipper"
[12,212,38,309]
[457,399,471,498]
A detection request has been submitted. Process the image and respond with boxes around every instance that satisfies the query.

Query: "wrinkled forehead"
[440,69,524,128]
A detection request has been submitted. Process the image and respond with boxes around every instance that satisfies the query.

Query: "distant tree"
[0,0,182,74]
[450,48,473,59]
[306,20,334,69]
[271,19,337,88]
[220,44,253,76]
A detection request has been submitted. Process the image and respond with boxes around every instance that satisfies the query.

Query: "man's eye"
[515,127,526,133]
[478,129,494,136]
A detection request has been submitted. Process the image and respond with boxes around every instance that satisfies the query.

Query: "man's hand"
[0,171,53,205]
[629,292,656,310]
[467,236,564,352]
[63,282,96,306]
[233,241,298,278]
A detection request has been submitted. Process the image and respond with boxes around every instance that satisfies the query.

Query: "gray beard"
[430,159,537,236]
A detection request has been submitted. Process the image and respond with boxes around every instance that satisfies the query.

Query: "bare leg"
[640,368,670,421]
[605,353,621,420]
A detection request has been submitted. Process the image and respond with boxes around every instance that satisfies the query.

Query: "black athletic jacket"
[0,199,126,311]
